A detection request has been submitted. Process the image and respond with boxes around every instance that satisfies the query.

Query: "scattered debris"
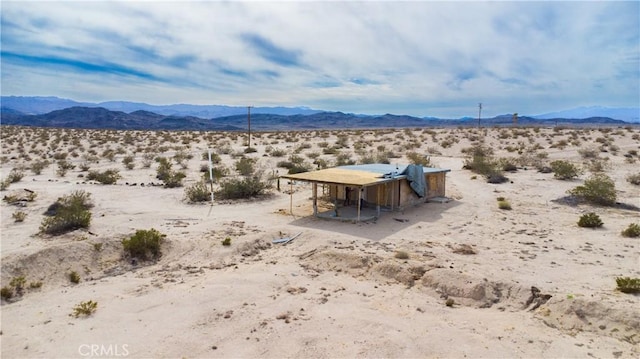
[272,232,302,245]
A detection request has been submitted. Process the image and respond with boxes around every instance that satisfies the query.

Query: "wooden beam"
[312,182,318,216]
[357,186,361,222]
[289,182,293,215]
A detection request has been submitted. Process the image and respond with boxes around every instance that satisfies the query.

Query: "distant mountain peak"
[534,106,639,122]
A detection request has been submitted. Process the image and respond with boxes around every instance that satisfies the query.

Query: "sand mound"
[537,297,640,344]
[1,235,123,288]
[420,268,532,309]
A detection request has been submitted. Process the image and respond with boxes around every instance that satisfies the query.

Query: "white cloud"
[1,1,638,117]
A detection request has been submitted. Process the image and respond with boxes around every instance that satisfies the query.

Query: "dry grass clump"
[627,173,640,186]
[72,300,98,318]
[452,244,477,255]
[12,210,27,222]
[406,152,433,167]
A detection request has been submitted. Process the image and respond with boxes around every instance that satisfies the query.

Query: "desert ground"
[1,125,639,358]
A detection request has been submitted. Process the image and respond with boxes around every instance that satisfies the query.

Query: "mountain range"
[0,96,637,131]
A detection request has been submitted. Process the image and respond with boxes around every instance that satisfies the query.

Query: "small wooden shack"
[281,164,450,222]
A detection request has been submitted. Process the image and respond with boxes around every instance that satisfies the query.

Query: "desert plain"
[1,125,639,358]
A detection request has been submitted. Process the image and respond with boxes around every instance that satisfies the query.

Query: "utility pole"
[247,106,252,148]
[478,103,482,128]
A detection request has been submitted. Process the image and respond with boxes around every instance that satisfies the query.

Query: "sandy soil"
[1,125,639,358]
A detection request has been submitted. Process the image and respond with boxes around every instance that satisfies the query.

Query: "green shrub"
[498,200,512,210]
[1,286,13,300]
[615,277,640,294]
[621,223,640,238]
[462,144,507,183]
[568,173,616,206]
[163,171,186,188]
[29,281,43,289]
[222,237,231,246]
[202,166,229,182]
[69,271,81,284]
[86,169,121,184]
[122,228,165,261]
[9,276,26,294]
[577,212,603,228]
[155,157,173,181]
[550,160,582,180]
[185,181,211,203]
[235,157,256,176]
[40,190,92,235]
[154,157,186,187]
[215,176,269,199]
[72,300,98,317]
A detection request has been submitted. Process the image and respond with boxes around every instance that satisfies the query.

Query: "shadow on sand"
[288,199,461,241]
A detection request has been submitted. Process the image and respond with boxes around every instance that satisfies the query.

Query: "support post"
[207,149,215,204]
[376,185,381,218]
[391,182,395,211]
[357,186,361,222]
[289,181,293,215]
[312,182,318,216]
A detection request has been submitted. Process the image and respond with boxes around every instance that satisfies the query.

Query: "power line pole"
[478,103,482,128]
[247,106,252,148]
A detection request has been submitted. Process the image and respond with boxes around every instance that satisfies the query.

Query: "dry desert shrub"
[452,244,477,255]
[72,300,98,318]
[56,159,75,177]
[406,152,433,167]
[550,160,582,180]
[498,199,512,210]
[627,173,640,186]
[215,176,270,200]
[621,223,640,238]
[155,157,186,188]
[86,169,121,184]
[184,181,211,203]
[40,190,93,235]
[568,173,616,206]
[577,212,603,228]
[615,277,640,294]
[30,159,50,175]
[12,210,27,222]
[122,228,165,261]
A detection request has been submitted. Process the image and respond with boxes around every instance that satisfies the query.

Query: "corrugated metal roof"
[280,164,449,187]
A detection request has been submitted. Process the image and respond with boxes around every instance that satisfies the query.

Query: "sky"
[1,1,639,118]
